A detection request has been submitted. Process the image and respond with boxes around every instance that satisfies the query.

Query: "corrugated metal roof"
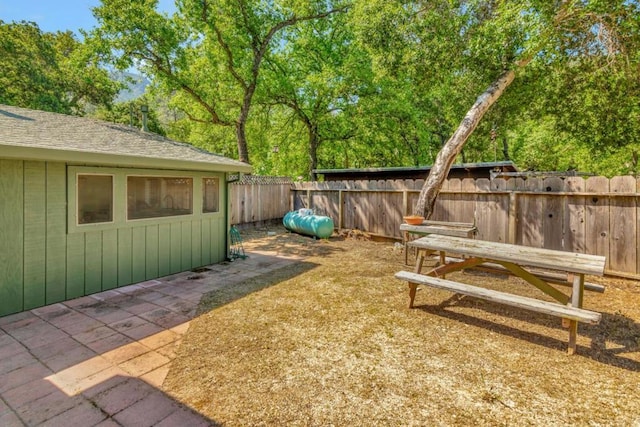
[0,104,252,173]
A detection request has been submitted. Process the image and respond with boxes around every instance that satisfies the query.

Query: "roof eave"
[0,145,253,174]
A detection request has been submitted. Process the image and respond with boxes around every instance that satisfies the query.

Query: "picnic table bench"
[400,220,477,265]
[395,234,606,354]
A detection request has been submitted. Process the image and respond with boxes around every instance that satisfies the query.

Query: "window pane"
[78,175,113,224]
[203,178,219,213]
[127,176,193,220]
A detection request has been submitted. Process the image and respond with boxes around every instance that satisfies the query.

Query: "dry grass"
[164,228,640,426]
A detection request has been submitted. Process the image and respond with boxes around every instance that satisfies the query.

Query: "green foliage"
[0,20,120,114]
[91,97,167,136]
[82,0,640,177]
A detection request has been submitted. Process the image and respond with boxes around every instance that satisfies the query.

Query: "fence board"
[520,178,544,247]
[564,177,586,253]
[460,178,477,224]
[609,176,637,273]
[585,177,610,270]
[543,177,564,250]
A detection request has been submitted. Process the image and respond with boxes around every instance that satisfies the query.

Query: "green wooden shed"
[0,104,252,317]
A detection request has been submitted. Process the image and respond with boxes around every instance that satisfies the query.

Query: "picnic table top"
[408,234,606,277]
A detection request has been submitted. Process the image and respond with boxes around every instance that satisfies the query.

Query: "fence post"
[508,192,518,244]
[402,190,408,216]
[338,190,344,229]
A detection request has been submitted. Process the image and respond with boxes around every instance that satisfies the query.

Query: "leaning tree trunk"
[414,68,519,218]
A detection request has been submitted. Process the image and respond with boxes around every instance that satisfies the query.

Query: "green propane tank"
[283,209,334,238]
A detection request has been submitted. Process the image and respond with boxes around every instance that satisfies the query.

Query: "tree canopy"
[2,1,638,181]
[0,20,120,114]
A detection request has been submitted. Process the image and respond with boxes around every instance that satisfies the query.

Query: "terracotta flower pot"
[403,215,425,225]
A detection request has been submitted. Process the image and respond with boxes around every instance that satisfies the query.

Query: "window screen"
[127,176,193,220]
[203,177,220,213]
[77,174,113,224]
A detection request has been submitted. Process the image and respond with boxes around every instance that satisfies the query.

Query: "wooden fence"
[290,176,640,278]
[229,176,292,226]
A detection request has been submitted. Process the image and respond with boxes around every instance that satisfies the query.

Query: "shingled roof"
[0,104,252,173]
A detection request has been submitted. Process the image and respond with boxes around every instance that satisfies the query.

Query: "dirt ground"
[163,226,640,426]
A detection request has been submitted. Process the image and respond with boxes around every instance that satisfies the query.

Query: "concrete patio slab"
[0,248,305,426]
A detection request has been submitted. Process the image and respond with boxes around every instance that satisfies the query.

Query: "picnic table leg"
[408,283,418,308]
[404,230,409,265]
[567,274,585,355]
[414,249,426,274]
[408,249,427,308]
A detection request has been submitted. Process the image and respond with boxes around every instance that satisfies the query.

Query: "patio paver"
[0,247,304,426]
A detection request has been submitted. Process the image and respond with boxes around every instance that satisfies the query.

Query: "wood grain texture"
[395,271,601,324]
[609,177,636,273]
[409,235,605,276]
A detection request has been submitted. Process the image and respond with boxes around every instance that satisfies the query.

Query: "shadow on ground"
[197,261,320,315]
[417,295,640,371]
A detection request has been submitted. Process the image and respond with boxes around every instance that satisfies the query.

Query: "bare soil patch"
[164,227,640,426]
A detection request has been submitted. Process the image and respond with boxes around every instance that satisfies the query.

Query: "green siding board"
[0,160,25,316]
[181,221,192,270]
[191,221,202,267]
[215,218,224,262]
[102,229,118,290]
[118,228,133,286]
[145,225,159,279]
[131,227,146,283]
[66,233,85,299]
[213,218,220,262]
[170,222,182,274]
[23,161,46,309]
[45,163,67,304]
[84,232,102,294]
[201,220,211,264]
[158,223,171,276]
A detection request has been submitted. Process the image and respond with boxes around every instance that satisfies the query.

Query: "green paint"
[101,229,118,290]
[158,223,171,276]
[23,161,46,309]
[131,227,146,283]
[84,232,103,294]
[181,221,192,269]
[117,228,133,286]
[0,160,24,316]
[212,218,223,263]
[145,225,159,279]
[66,233,85,299]
[201,220,211,264]
[45,163,67,304]
[170,222,182,274]
[191,220,202,267]
[0,162,234,315]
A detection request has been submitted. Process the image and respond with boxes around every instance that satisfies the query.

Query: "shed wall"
[0,159,227,316]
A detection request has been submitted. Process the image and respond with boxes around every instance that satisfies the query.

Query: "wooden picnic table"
[400,220,477,265]
[395,234,606,354]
